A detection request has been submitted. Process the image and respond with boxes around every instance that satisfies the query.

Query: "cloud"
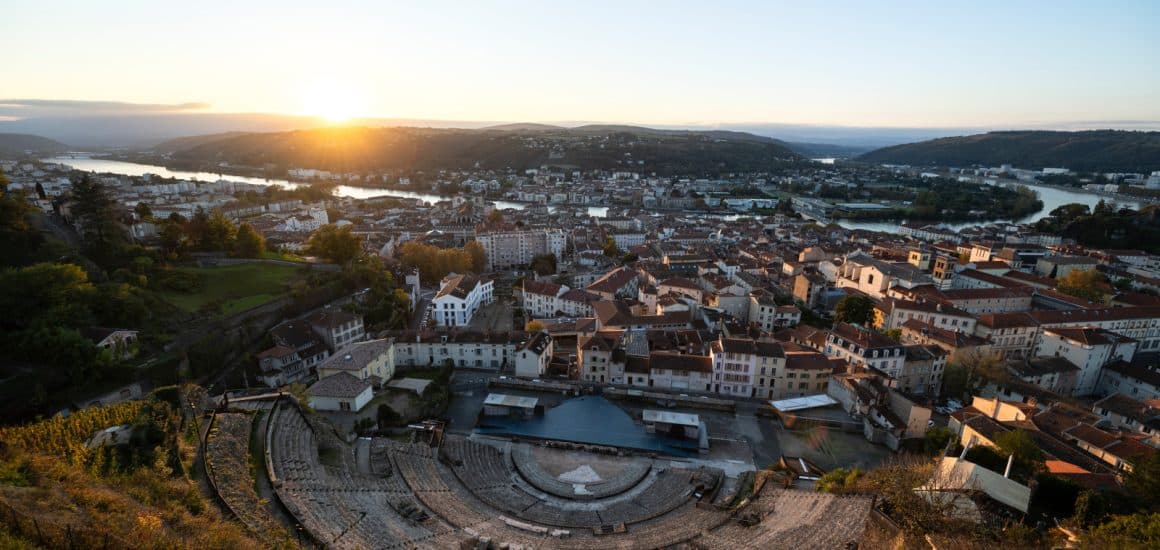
[0,99,211,119]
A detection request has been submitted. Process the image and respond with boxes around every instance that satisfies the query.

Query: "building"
[1036,327,1137,396]
[514,331,553,378]
[315,338,395,384]
[307,372,374,412]
[578,330,627,384]
[824,323,907,379]
[482,393,539,418]
[873,298,975,333]
[642,410,704,442]
[1005,356,1079,396]
[475,229,566,270]
[390,331,518,370]
[432,273,494,327]
[256,345,308,387]
[710,337,784,398]
[828,373,932,451]
[1097,358,1160,400]
[306,309,366,353]
[587,266,640,300]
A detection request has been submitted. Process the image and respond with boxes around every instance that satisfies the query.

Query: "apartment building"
[475,229,566,270]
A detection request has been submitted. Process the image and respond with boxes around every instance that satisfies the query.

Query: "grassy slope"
[156,263,303,315]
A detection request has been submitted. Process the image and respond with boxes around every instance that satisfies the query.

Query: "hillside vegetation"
[0,133,68,155]
[157,125,802,176]
[858,130,1160,173]
[0,389,270,549]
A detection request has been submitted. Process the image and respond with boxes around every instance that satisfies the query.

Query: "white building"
[307,372,374,412]
[1035,326,1138,396]
[432,273,494,327]
[514,331,553,378]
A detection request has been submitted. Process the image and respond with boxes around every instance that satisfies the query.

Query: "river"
[45,155,1133,232]
[42,155,610,217]
[836,183,1142,233]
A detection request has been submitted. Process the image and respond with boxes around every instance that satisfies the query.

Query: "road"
[409,289,434,330]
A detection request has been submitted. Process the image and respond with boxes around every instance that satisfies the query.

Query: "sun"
[301,82,366,124]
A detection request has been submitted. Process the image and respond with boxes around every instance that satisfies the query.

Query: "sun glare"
[301,83,365,124]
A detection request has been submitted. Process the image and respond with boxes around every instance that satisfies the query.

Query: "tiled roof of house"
[308,371,372,399]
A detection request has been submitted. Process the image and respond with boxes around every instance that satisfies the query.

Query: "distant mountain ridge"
[0,133,68,155]
[155,125,804,175]
[858,130,1160,173]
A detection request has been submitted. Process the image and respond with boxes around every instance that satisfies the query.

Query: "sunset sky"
[4,0,1158,128]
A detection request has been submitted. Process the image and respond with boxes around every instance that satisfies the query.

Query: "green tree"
[883,328,902,342]
[203,210,237,252]
[816,467,863,494]
[1087,512,1160,548]
[1125,451,1160,510]
[306,224,363,264]
[0,167,51,266]
[69,174,126,263]
[923,426,956,455]
[134,202,153,220]
[158,218,185,255]
[231,223,265,258]
[530,253,557,276]
[993,429,1045,470]
[0,262,96,328]
[833,295,875,325]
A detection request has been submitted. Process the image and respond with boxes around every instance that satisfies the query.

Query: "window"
[339,401,351,411]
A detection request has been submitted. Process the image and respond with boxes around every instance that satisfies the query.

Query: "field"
[157,263,305,316]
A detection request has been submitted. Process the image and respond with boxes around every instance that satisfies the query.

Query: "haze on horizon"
[3,0,1158,130]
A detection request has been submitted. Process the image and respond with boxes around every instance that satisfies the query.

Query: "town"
[3,143,1160,549]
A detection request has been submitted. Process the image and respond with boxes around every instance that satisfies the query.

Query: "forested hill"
[858,130,1160,173]
[158,125,803,175]
[0,133,68,155]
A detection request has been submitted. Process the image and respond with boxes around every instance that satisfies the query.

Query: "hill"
[158,125,803,175]
[481,122,564,131]
[858,130,1160,173]
[152,131,253,153]
[0,133,68,155]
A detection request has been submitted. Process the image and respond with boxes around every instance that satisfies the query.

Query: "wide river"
[44,155,610,217]
[46,155,1137,232]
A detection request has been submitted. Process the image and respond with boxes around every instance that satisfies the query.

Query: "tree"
[397,242,473,283]
[134,202,153,220]
[487,210,504,223]
[202,210,237,252]
[0,262,96,329]
[924,426,956,455]
[816,467,863,494]
[0,167,50,266]
[993,429,1045,470]
[232,223,265,258]
[158,218,185,255]
[306,224,363,264]
[525,320,546,332]
[1125,451,1160,510]
[883,328,902,342]
[465,240,487,273]
[1087,512,1160,548]
[530,253,557,276]
[603,236,619,257]
[1057,269,1109,303]
[69,174,126,262]
[833,295,875,325]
